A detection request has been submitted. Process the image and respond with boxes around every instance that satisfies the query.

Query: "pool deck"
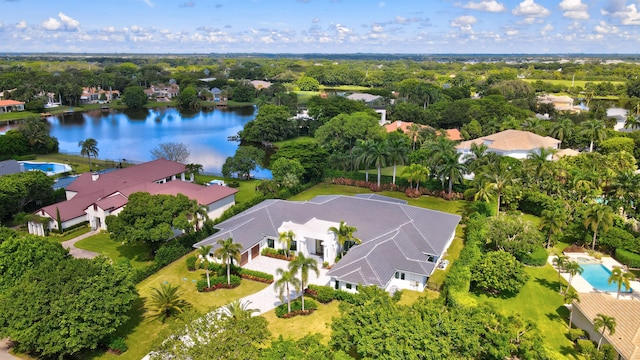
[549,253,640,300]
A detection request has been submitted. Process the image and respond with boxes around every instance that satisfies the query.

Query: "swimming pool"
[580,264,632,293]
[20,161,72,176]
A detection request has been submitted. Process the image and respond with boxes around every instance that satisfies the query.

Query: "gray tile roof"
[194,194,461,287]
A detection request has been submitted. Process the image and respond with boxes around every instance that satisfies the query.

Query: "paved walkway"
[0,339,17,360]
[61,230,100,259]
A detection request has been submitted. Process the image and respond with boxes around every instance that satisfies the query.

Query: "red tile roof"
[0,100,25,106]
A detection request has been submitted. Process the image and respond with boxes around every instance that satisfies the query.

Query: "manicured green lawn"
[273,136,316,148]
[74,232,154,269]
[34,153,122,174]
[46,225,91,243]
[195,175,260,204]
[469,265,577,358]
[91,252,269,360]
[359,165,407,177]
[261,301,341,344]
[521,78,624,88]
[320,85,372,92]
[428,227,464,289]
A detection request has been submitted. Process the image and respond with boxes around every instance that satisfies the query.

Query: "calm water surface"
[8,106,271,178]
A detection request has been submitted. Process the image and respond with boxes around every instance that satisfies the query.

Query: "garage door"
[251,244,260,259]
[240,252,249,266]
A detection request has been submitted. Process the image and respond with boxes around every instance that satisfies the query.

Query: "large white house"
[456,129,561,160]
[194,194,461,293]
[28,159,237,236]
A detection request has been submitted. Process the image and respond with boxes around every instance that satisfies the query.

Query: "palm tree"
[593,313,616,350]
[581,119,607,153]
[539,207,567,248]
[406,123,423,150]
[328,220,361,256]
[148,282,190,323]
[189,200,209,232]
[436,152,466,195]
[289,252,319,310]
[78,138,99,171]
[583,203,614,250]
[607,267,635,299]
[424,136,456,172]
[524,148,556,184]
[222,299,259,320]
[521,117,546,135]
[386,137,409,185]
[197,245,213,289]
[279,230,296,258]
[353,139,375,183]
[550,118,574,147]
[370,140,389,186]
[480,161,518,215]
[612,170,640,214]
[553,254,569,292]
[214,237,242,285]
[463,142,489,173]
[564,291,580,329]
[624,113,640,130]
[275,267,301,314]
[402,163,429,191]
[564,261,583,295]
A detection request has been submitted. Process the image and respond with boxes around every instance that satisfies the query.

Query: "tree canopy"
[240,104,297,143]
[121,85,148,108]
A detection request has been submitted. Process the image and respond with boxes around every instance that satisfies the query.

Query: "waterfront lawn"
[194,175,260,204]
[273,136,316,148]
[92,252,269,360]
[34,153,122,174]
[262,301,341,344]
[469,265,577,358]
[74,232,154,269]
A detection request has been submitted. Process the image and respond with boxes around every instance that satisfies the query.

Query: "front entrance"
[251,244,260,259]
[315,239,324,256]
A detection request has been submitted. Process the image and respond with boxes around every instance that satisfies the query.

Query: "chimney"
[91,172,99,181]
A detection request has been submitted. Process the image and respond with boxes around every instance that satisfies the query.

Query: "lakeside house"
[250,80,272,89]
[456,129,561,160]
[0,100,25,113]
[384,120,463,142]
[193,194,461,293]
[80,87,120,104]
[537,94,583,113]
[346,93,382,104]
[28,159,237,236]
[144,84,180,101]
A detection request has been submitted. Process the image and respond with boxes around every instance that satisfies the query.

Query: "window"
[334,281,339,290]
[290,241,297,251]
[395,272,405,280]
[267,239,274,248]
[395,272,399,279]
[346,283,352,290]
[401,273,405,280]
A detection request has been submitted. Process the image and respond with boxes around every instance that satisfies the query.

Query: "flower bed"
[330,177,464,200]
[261,248,295,261]
[275,298,318,318]
[238,268,274,283]
[196,275,241,292]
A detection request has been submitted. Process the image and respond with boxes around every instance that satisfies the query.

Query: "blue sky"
[0,0,639,54]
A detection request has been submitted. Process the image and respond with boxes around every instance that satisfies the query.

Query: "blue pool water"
[20,162,72,175]
[580,264,632,293]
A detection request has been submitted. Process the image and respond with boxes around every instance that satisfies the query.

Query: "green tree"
[479,160,518,215]
[17,117,58,154]
[188,199,209,232]
[148,282,190,323]
[296,76,320,91]
[0,171,55,221]
[406,123,424,150]
[197,245,213,288]
[288,252,319,311]
[471,250,529,295]
[353,139,376,182]
[563,261,583,295]
[539,207,567,248]
[270,157,304,184]
[583,203,614,250]
[436,151,467,195]
[553,254,569,292]
[550,118,575,146]
[279,230,296,258]
[222,146,266,180]
[214,237,242,285]
[581,119,607,153]
[78,138,99,172]
[222,299,259,320]
[607,267,634,299]
[121,85,148,109]
[240,104,297,143]
[275,268,301,314]
[593,313,616,350]
[624,114,640,130]
[401,163,429,190]
[370,140,389,186]
[328,221,361,256]
[386,134,409,185]
[564,291,580,329]
[150,142,190,163]
[270,142,328,183]
[174,85,200,109]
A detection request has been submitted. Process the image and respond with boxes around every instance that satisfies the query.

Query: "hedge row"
[194,260,273,283]
[615,248,640,268]
[305,284,358,304]
[261,248,294,261]
[275,298,318,318]
[132,242,192,283]
[196,275,241,292]
[238,268,274,283]
[330,177,464,201]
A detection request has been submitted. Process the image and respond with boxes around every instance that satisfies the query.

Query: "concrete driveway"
[61,230,100,259]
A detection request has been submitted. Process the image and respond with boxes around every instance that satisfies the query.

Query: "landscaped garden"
[74,232,154,269]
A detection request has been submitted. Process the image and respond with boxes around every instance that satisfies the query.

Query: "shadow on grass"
[115,241,154,265]
[533,276,562,293]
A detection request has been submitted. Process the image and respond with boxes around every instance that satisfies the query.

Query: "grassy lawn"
[469,265,577,358]
[521,213,541,226]
[194,175,260,204]
[320,85,372,92]
[262,301,341,344]
[34,153,122,174]
[396,289,439,306]
[46,225,91,243]
[74,232,154,269]
[522,78,625,88]
[273,136,316,148]
[428,227,464,289]
[294,91,318,104]
[92,252,269,360]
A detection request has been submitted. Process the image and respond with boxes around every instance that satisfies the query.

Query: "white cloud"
[41,13,80,31]
[41,18,61,31]
[462,1,506,12]
[312,17,320,23]
[505,29,519,36]
[559,0,589,20]
[450,15,477,32]
[142,0,155,8]
[371,23,384,32]
[603,3,640,25]
[540,23,553,35]
[130,25,142,33]
[594,20,619,34]
[59,13,80,30]
[15,20,27,30]
[512,0,550,18]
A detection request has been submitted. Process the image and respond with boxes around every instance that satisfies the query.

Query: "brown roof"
[445,128,462,141]
[384,120,431,134]
[456,129,560,152]
[0,100,24,106]
[95,193,128,212]
[573,292,640,359]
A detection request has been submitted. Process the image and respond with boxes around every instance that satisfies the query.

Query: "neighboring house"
[537,94,582,113]
[250,80,272,90]
[193,194,461,293]
[346,93,382,104]
[456,129,561,160]
[0,159,21,176]
[210,87,222,101]
[608,107,632,131]
[553,148,580,160]
[571,292,640,360]
[80,87,120,103]
[28,159,237,236]
[0,100,25,113]
[144,84,180,101]
[384,120,462,141]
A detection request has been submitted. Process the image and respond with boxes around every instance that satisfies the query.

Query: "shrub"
[107,337,128,354]
[228,181,240,188]
[186,255,197,271]
[519,247,549,266]
[334,290,357,304]
[261,247,293,261]
[155,242,189,267]
[196,279,208,292]
[615,248,640,267]
[275,298,318,318]
[196,275,241,292]
[238,268,274,283]
[391,289,403,302]
[306,285,336,303]
[599,227,635,252]
[600,344,618,360]
[518,191,558,216]
[576,339,597,358]
[567,328,587,342]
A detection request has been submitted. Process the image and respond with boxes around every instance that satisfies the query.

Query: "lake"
[6,106,272,178]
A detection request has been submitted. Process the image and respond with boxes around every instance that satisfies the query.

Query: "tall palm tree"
[583,203,614,250]
[370,140,389,186]
[436,152,466,195]
[540,208,567,248]
[214,237,242,285]
[607,267,635,299]
[463,142,489,173]
[406,123,423,150]
[624,113,640,130]
[550,118,574,147]
[353,139,375,183]
[563,261,583,295]
[275,268,301,314]
[78,138,99,171]
[386,137,409,185]
[278,230,296,258]
[553,254,569,292]
[402,163,429,191]
[289,252,319,311]
[222,299,259,320]
[328,221,361,256]
[521,117,546,135]
[524,148,557,185]
[148,282,190,323]
[424,136,456,172]
[564,291,580,329]
[580,119,607,153]
[593,313,616,350]
[189,200,209,232]
[611,170,640,214]
[197,245,213,289]
[480,161,518,215]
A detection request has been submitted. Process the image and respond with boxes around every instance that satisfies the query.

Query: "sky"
[1,0,640,54]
